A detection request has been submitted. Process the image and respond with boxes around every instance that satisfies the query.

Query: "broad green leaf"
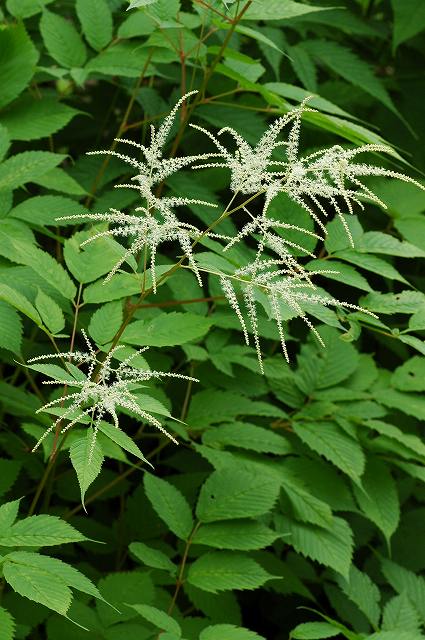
[144,473,193,540]
[40,10,87,68]
[88,301,123,345]
[6,0,54,17]
[382,592,421,632]
[332,250,407,284]
[305,40,400,116]
[290,622,341,639]
[2,559,72,616]
[0,152,65,191]
[381,558,425,622]
[0,125,11,164]
[70,429,104,510]
[129,542,176,573]
[336,565,381,628]
[122,313,212,347]
[16,244,76,300]
[32,167,86,195]
[0,514,87,546]
[129,604,181,637]
[0,24,39,110]
[293,421,365,483]
[193,521,280,550]
[0,301,22,354]
[287,44,317,92]
[0,96,80,141]
[359,291,425,314]
[127,0,159,8]
[306,259,372,291]
[187,552,276,593]
[243,0,330,21]
[275,515,353,577]
[85,42,151,78]
[3,551,105,602]
[0,283,41,326]
[391,357,425,391]
[0,499,20,531]
[35,288,65,334]
[353,459,400,545]
[76,0,113,51]
[200,624,265,640]
[0,605,15,640]
[196,467,280,522]
[391,0,425,49]
[363,419,425,460]
[375,388,425,420]
[202,422,292,455]
[97,421,150,464]
[96,571,155,627]
[0,461,21,499]
[357,231,425,258]
[10,195,87,227]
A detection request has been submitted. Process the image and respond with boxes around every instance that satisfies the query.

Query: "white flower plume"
[28,331,197,460]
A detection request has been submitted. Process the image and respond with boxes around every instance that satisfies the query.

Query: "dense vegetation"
[1,1,425,638]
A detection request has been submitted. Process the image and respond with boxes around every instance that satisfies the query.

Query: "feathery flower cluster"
[28,331,197,460]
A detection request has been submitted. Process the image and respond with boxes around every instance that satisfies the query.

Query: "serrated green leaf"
[243,0,330,20]
[382,592,421,632]
[144,473,193,540]
[0,605,15,640]
[35,288,65,334]
[290,622,341,639]
[375,388,425,420]
[193,520,279,550]
[196,467,280,522]
[381,558,425,623]
[275,515,353,577]
[88,301,123,345]
[187,552,276,593]
[1,96,80,141]
[40,10,87,68]
[200,624,265,640]
[333,250,407,284]
[353,459,400,545]
[202,422,292,455]
[391,0,425,49]
[358,231,425,258]
[0,499,20,531]
[0,461,21,499]
[336,565,381,627]
[306,259,372,291]
[129,604,181,636]
[392,356,425,391]
[76,0,113,51]
[0,152,66,191]
[0,301,22,355]
[10,195,87,227]
[0,513,87,546]
[0,24,39,110]
[32,167,86,195]
[0,283,41,326]
[129,541,176,573]
[122,312,212,347]
[70,429,104,510]
[293,421,365,483]
[97,421,150,464]
[360,291,425,314]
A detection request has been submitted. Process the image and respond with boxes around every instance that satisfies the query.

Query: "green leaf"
[375,388,425,420]
[290,622,341,639]
[363,419,425,460]
[96,421,150,464]
[0,24,39,110]
[287,44,317,92]
[353,459,400,545]
[304,40,400,116]
[293,421,365,483]
[202,422,292,455]
[32,167,86,196]
[0,514,87,546]
[88,301,123,345]
[0,152,66,191]
[35,288,65,334]
[129,542,176,573]
[1,96,80,141]
[200,624,265,640]
[382,592,421,632]
[144,473,193,540]
[193,521,279,550]
[10,195,87,227]
[336,565,381,628]
[357,231,425,258]
[96,571,155,626]
[360,290,425,314]
[0,301,22,354]
[391,0,425,49]
[0,283,41,326]
[40,10,87,68]
[187,552,276,593]
[243,0,330,21]
[2,558,72,616]
[381,558,425,623]
[85,42,150,78]
[0,461,21,499]
[76,0,113,51]
[332,250,407,284]
[6,0,54,17]
[0,605,15,640]
[70,429,104,510]
[122,313,212,347]
[0,499,20,530]
[129,604,181,637]
[196,467,280,522]
[392,357,425,391]
[306,259,372,291]
[275,515,353,577]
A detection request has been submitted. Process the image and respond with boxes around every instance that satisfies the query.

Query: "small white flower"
[28,331,197,460]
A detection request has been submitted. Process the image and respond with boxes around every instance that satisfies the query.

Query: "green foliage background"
[1,0,425,638]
